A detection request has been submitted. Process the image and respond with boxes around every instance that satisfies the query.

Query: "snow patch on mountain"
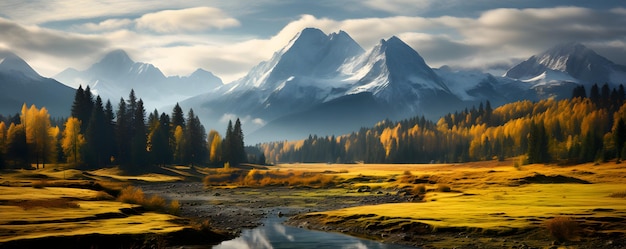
[0,50,42,80]
[522,69,579,88]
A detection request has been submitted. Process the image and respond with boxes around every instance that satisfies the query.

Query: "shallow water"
[212,216,418,249]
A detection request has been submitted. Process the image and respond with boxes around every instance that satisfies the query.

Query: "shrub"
[117,186,180,214]
[545,217,580,242]
[412,184,426,195]
[117,186,145,204]
[436,184,451,192]
[169,200,181,215]
[609,190,626,198]
[32,180,48,189]
[94,191,115,200]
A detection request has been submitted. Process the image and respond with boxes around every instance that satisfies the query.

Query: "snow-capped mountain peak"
[505,42,624,85]
[346,36,451,99]
[226,27,364,93]
[0,50,41,79]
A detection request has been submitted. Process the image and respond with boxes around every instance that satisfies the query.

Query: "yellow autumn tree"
[207,130,222,163]
[62,117,85,166]
[21,104,56,168]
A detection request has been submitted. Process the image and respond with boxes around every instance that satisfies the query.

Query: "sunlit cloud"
[136,7,240,33]
[1,3,625,84]
[73,19,133,32]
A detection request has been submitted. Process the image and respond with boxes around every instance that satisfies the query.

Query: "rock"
[213,192,221,196]
[357,186,371,193]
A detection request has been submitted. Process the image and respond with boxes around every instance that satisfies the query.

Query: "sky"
[0,0,625,84]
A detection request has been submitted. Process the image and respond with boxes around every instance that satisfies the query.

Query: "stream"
[212,216,418,249]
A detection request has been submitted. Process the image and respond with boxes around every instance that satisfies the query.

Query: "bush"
[545,217,580,242]
[203,169,337,188]
[94,191,115,200]
[169,200,181,215]
[609,190,626,198]
[117,186,180,214]
[412,184,426,195]
[436,184,451,192]
[117,186,145,204]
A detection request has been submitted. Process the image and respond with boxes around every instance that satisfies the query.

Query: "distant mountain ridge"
[2,29,625,144]
[506,42,626,86]
[183,30,626,143]
[0,50,74,117]
[54,50,223,110]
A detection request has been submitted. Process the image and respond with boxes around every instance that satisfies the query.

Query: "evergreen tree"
[148,110,172,166]
[115,98,130,166]
[154,113,173,165]
[84,96,107,168]
[527,121,550,164]
[589,84,600,105]
[231,118,246,166]
[222,120,233,166]
[103,100,116,165]
[171,103,185,129]
[571,85,586,99]
[130,99,148,171]
[615,119,626,161]
[183,109,207,166]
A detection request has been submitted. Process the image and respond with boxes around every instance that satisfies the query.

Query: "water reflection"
[213,217,418,249]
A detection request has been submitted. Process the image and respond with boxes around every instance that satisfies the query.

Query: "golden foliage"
[117,186,180,214]
[545,216,581,242]
[203,169,336,188]
[61,117,85,165]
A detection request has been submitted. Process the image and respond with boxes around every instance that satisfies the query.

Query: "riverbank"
[281,161,626,248]
[3,160,626,248]
[0,167,228,248]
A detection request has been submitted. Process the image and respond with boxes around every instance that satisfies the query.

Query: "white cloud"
[136,7,240,33]
[2,5,626,85]
[73,19,133,32]
[362,0,434,14]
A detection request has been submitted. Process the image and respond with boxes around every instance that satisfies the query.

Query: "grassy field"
[0,165,223,248]
[281,160,626,248]
[2,160,626,248]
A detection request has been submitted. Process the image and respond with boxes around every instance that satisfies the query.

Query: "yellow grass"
[0,186,186,243]
[287,160,626,237]
[0,166,190,244]
[203,168,336,188]
[89,167,184,182]
[117,186,180,214]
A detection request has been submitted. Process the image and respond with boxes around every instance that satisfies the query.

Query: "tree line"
[0,86,249,171]
[259,83,626,165]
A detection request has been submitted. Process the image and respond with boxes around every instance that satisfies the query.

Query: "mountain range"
[0,50,74,117]
[1,28,625,144]
[54,49,223,111]
[181,28,626,143]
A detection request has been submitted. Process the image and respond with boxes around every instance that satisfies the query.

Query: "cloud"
[136,7,240,33]
[73,19,133,32]
[361,0,434,14]
[219,113,265,127]
[2,5,626,85]
[0,18,109,76]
